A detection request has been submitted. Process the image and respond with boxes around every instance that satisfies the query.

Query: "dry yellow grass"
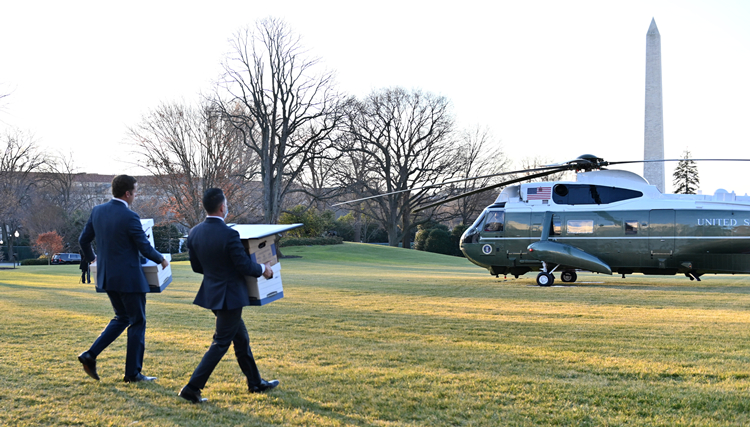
[1,242,750,426]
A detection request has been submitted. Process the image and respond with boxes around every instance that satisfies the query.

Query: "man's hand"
[160,258,170,269]
[262,262,274,279]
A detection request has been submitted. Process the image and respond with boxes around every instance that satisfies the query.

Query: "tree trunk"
[353,208,362,243]
[401,210,411,249]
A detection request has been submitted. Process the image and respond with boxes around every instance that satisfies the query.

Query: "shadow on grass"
[100,382,369,426]
[566,283,750,294]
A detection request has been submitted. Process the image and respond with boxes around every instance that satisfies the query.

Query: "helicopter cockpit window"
[462,212,486,245]
[552,184,643,205]
[484,211,504,232]
[625,221,638,235]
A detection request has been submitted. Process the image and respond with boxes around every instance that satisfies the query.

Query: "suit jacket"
[187,217,263,310]
[79,200,164,293]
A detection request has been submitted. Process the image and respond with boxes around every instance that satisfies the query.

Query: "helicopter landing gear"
[560,271,577,283]
[537,262,558,286]
[536,272,555,287]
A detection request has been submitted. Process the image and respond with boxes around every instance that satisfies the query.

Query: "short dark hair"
[202,188,226,214]
[111,175,137,198]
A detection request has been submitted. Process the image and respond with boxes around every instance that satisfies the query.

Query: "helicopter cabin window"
[567,219,594,234]
[552,184,643,205]
[625,220,638,235]
[484,211,504,232]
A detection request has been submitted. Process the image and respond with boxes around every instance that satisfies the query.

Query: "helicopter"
[339,154,750,286]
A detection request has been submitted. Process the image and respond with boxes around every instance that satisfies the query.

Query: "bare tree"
[446,126,511,225]
[343,87,457,248]
[215,17,346,224]
[331,129,379,242]
[24,154,108,253]
[296,146,343,212]
[0,129,47,261]
[130,101,257,228]
[34,152,83,210]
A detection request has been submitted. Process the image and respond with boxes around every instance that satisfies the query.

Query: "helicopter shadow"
[525,281,750,295]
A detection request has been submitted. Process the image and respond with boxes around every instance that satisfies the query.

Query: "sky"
[2,0,750,196]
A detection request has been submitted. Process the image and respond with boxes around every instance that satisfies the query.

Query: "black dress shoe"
[179,386,208,403]
[77,352,99,381]
[249,379,279,393]
[123,373,157,383]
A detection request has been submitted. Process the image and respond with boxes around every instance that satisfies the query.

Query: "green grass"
[2,242,750,426]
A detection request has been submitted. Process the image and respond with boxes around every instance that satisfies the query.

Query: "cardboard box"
[243,237,278,266]
[91,218,173,293]
[230,224,304,240]
[247,263,282,306]
[141,219,155,247]
[229,223,303,306]
[142,253,172,292]
[91,253,172,293]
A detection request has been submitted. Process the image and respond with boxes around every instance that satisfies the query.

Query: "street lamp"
[13,230,19,268]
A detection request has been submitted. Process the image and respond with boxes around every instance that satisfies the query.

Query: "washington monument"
[644,18,665,192]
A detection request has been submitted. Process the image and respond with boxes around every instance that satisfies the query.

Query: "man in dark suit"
[79,249,90,283]
[178,188,277,404]
[77,175,169,383]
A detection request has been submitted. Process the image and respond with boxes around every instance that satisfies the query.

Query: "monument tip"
[648,18,660,35]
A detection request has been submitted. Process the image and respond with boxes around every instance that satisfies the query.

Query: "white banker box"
[141,253,172,291]
[91,219,173,293]
[229,223,303,306]
[248,263,282,301]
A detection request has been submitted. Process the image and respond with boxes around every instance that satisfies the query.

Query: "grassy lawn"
[2,242,750,426]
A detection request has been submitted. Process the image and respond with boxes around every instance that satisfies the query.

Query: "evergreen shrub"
[21,258,49,266]
[415,223,468,257]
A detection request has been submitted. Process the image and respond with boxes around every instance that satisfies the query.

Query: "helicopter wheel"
[536,272,555,287]
[561,271,577,283]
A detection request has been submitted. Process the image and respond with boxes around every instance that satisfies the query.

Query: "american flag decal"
[527,186,552,200]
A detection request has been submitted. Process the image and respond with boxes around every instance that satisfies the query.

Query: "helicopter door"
[504,209,532,262]
[479,210,505,256]
[648,210,675,264]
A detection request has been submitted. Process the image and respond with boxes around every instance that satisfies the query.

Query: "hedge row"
[169,252,190,262]
[20,258,49,266]
[279,236,343,247]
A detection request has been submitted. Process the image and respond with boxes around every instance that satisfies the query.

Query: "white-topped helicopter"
[343,155,750,286]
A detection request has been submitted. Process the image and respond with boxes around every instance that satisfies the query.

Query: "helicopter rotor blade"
[334,155,750,211]
[412,167,568,213]
[331,164,568,207]
[607,158,750,166]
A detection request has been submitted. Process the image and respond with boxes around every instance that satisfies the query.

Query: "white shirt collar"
[112,198,128,206]
[206,215,225,222]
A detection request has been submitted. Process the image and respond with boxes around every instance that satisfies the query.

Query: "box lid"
[228,224,304,239]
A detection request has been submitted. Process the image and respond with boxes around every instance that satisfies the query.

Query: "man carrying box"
[77,175,169,383]
[178,188,278,404]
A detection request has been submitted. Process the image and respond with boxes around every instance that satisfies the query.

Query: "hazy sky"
[2,0,749,196]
